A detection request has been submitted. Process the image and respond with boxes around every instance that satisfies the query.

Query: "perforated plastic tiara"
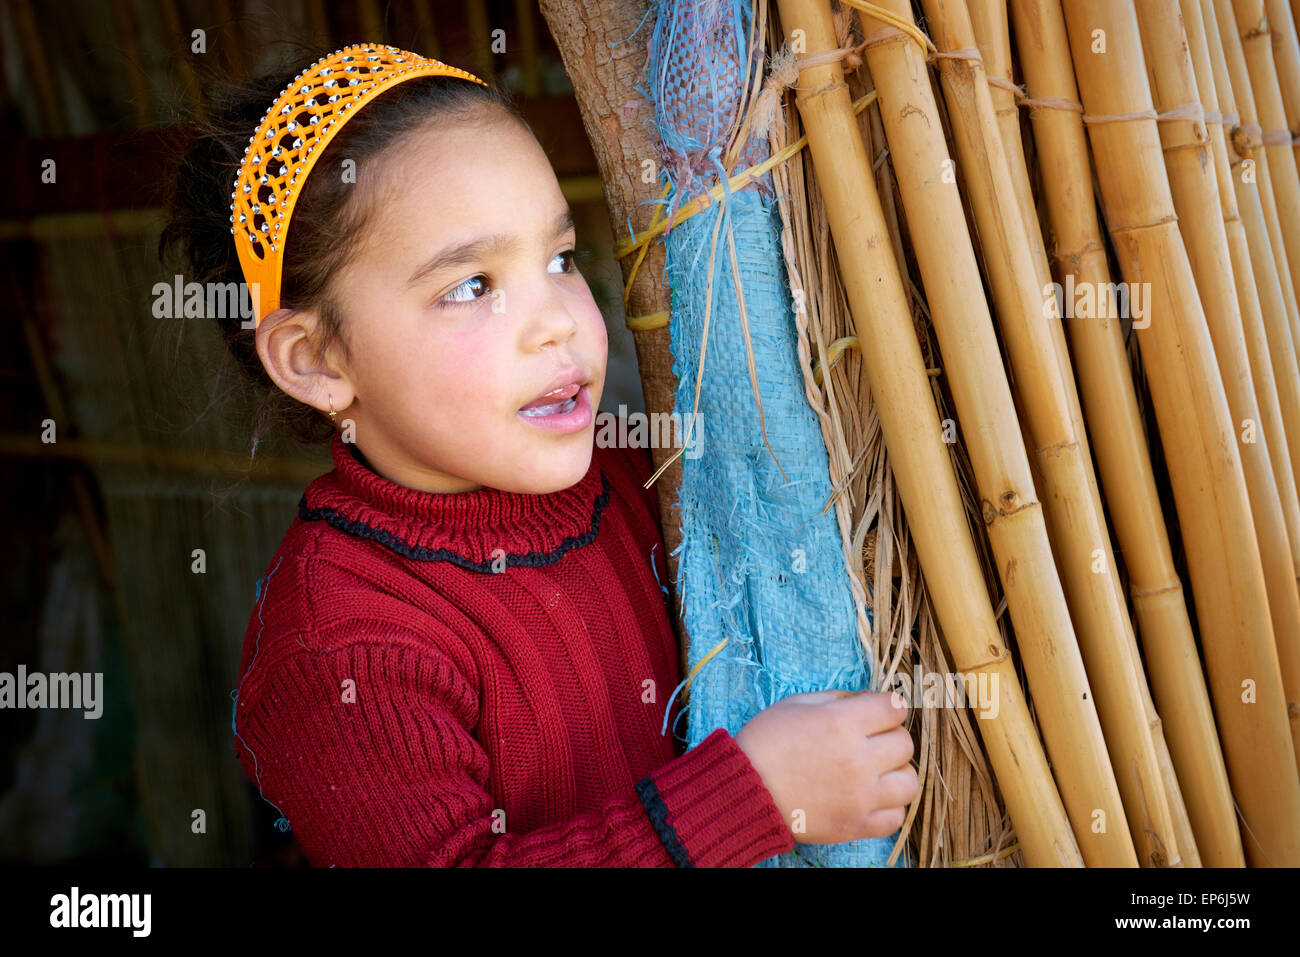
[229,44,486,327]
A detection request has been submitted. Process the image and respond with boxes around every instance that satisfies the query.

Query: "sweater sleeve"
[234,637,795,867]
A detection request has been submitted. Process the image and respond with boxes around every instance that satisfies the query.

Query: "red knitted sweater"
[232,433,796,867]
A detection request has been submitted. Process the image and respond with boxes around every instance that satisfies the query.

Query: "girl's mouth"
[517,384,592,433]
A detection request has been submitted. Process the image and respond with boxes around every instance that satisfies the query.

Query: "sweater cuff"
[635,727,795,867]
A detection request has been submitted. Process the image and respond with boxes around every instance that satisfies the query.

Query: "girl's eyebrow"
[407,206,575,287]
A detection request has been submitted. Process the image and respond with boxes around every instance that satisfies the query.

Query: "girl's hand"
[734,690,918,845]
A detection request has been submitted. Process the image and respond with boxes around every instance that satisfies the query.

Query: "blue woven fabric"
[640,0,906,868]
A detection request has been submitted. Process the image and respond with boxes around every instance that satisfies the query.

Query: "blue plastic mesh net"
[640,0,906,867]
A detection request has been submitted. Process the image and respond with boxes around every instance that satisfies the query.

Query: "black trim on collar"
[297,470,612,573]
[634,774,695,867]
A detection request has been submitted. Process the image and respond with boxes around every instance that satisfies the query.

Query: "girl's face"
[269,112,608,495]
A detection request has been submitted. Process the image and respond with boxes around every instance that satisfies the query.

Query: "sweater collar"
[298,433,610,571]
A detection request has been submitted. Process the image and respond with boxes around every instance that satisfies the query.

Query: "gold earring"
[328,396,338,423]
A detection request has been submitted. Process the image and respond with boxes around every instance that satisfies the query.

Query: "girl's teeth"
[520,396,577,418]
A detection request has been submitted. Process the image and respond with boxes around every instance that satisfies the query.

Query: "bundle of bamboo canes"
[546,0,1300,865]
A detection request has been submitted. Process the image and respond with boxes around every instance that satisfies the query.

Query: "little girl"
[162,44,917,867]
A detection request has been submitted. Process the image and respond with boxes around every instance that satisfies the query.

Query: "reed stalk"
[774,0,1081,866]
[1203,0,1300,532]
[1182,0,1300,584]
[1063,0,1300,865]
[1266,0,1300,168]
[1012,0,1243,867]
[969,0,1205,867]
[1216,0,1300,362]
[918,0,1178,866]
[1139,0,1300,804]
[1232,0,1300,349]
[1184,0,1300,784]
[853,0,1135,866]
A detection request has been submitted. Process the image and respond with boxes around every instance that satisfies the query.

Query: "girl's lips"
[516,384,592,434]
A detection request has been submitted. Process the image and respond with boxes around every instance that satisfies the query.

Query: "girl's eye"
[549,249,578,274]
[442,274,490,304]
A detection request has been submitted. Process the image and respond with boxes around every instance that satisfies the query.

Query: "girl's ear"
[254,307,356,415]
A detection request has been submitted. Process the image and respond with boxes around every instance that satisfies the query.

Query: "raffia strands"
[1063,0,1300,866]
[917,0,1178,867]
[852,0,1131,867]
[774,0,1080,866]
[766,3,1017,866]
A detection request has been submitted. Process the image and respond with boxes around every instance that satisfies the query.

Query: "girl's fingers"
[876,766,920,809]
[828,689,910,735]
[861,805,907,838]
[865,725,915,770]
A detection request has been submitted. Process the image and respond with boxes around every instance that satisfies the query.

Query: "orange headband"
[230,44,487,327]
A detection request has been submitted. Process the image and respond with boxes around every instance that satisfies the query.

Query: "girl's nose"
[524,284,581,351]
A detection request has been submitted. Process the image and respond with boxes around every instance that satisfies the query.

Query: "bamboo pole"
[970,0,1203,868]
[1217,0,1300,367]
[1267,0,1300,168]
[1233,0,1300,339]
[1204,0,1300,533]
[1184,0,1300,585]
[774,0,1081,866]
[1139,0,1300,796]
[852,0,1135,867]
[1063,0,1300,866]
[972,0,1206,869]
[1011,0,1243,868]
[1222,0,1300,764]
[1186,0,1300,783]
[917,0,1178,867]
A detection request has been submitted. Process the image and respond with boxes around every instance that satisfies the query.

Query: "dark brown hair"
[159,47,526,449]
